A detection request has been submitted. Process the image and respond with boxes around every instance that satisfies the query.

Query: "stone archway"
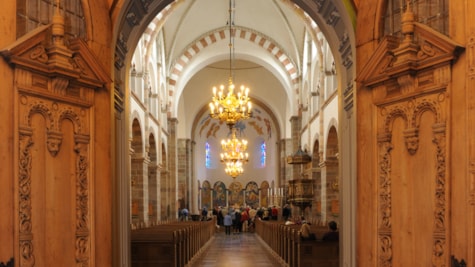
[112,1,357,266]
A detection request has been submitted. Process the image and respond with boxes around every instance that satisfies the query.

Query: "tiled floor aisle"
[191,232,283,267]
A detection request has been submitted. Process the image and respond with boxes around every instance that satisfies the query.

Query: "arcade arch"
[113,1,356,266]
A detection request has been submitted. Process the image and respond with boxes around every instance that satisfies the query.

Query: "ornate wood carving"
[46,131,63,157]
[432,123,447,266]
[18,128,35,267]
[0,8,106,267]
[357,5,460,266]
[376,94,447,266]
[377,133,392,266]
[19,96,91,267]
[75,134,90,266]
[467,34,475,76]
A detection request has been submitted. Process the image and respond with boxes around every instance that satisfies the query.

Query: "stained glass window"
[260,141,266,167]
[205,142,211,168]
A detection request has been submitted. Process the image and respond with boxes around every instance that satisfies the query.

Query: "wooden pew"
[131,228,179,267]
[255,219,339,267]
[299,240,339,267]
[131,219,215,267]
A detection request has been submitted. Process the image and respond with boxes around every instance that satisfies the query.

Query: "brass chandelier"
[209,0,251,178]
[220,127,249,178]
[209,79,251,127]
[224,160,244,178]
[209,0,251,128]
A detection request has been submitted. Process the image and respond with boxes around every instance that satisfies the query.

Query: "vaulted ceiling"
[130,0,356,138]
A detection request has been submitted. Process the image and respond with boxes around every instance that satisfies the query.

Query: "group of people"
[221,206,252,235]
[179,205,339,242]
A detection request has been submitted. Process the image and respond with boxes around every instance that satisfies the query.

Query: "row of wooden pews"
[131,219,216,267]
[254,219,339,267]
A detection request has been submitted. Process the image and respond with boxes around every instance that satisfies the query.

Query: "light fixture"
[209,0,252,128]
[220,127,249,178]
[209,0,251,178]
[223,160,244,178]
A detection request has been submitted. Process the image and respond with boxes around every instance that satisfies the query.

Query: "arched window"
[260,141,266,168]
[205,142,211,169]
[384,0,448,38]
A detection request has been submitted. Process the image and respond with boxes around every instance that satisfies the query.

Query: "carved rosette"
[18,128,35,267]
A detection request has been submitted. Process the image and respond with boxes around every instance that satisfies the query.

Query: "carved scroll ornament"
[19,130,35,267]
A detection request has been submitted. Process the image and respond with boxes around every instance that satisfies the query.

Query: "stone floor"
[190,231,284,267]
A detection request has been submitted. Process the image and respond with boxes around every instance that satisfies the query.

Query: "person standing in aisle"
[223,212,232,235]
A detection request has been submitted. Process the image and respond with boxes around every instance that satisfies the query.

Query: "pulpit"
[286,145,314,215]
[287,178,314,213]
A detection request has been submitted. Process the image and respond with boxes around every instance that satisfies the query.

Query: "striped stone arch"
[140,4,174,62]
[167,26,300,115]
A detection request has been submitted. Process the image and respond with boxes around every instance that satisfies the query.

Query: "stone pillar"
[131,156,151,225]
[177,139,186,210]
[319,156,339,222]
[289,116,301,179]
[177,139,192,211]
[160,168,169,220]
[168,118,179,219]
[148,163,160,224]
[191,141,199,214]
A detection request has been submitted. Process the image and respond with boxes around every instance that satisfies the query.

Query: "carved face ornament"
[47,136,62,157]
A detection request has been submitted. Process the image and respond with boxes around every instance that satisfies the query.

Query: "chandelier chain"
[209,0,251,178]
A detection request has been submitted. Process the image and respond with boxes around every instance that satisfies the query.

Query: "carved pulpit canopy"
[0,23,111,92]
[286,145,312,165]
[357,20,464,89]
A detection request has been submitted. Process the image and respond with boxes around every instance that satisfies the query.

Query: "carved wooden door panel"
[1,20,109,266]
[357,10,463,266]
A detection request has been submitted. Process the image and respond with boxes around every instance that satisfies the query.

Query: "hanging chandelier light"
[220,127,249,178]
[208,0,251,178]
[209,0,252,128]
[224,160,244,178]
